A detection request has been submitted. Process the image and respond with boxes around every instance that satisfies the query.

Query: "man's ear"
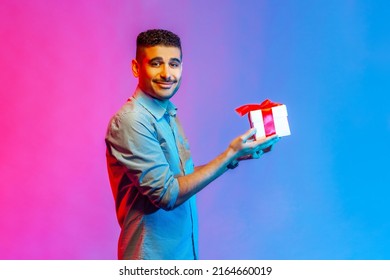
[131,59,140,78]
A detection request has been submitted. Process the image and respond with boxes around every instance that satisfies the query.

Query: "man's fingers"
[248,135,280,150]
[251,149,264,159]
[236,132,280,161]
[241,128,257,143]
[258,135,280,149]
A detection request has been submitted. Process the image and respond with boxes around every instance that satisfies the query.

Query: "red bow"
[235,99,282,116]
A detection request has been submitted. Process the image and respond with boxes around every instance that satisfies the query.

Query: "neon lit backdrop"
[1,0,389,259]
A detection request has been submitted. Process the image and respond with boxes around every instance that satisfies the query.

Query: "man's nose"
[160,64,171,79]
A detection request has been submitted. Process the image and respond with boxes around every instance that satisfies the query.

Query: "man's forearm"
[175,148,235,207]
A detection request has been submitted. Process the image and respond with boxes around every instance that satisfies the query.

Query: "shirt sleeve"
[105,110,179,211]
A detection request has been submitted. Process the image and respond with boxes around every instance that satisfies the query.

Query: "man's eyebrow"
[148,57,182,63]
[170,58,182,63]
[149,57,164,63]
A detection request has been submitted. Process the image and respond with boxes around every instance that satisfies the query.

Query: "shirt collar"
[131,87,177,120]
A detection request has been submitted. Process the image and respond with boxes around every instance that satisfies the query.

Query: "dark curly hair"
[136,29,182,60]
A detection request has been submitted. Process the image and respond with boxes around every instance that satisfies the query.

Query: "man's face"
[132,45,182,101]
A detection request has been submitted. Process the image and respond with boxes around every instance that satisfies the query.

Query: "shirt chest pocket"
[158,130,182,176]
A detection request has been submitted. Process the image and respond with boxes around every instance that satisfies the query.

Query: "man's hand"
[227,128,280,168]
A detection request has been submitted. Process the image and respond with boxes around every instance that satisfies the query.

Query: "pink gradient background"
[1,0,389,259]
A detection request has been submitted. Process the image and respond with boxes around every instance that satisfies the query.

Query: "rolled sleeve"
[106,110,179,210]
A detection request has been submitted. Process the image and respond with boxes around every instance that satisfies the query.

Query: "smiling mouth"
[155,81,176,88]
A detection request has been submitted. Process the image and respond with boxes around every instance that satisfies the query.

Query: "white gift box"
[248,104,291,139]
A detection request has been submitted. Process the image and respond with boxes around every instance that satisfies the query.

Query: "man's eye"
[150,62,160,67]
[170,63,179,68]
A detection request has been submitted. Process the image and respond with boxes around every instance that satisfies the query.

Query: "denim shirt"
[105,88,198,259]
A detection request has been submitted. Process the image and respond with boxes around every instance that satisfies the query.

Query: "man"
[105,29,279,260]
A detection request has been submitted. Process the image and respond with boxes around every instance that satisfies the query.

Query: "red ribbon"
[235,99,282,116]
[235,99,282,137]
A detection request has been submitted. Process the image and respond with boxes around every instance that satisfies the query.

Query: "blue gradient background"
[0,0,389,259]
